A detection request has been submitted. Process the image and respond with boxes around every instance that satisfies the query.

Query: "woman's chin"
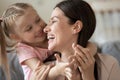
[48,43,60,52]
[48,45,55,51]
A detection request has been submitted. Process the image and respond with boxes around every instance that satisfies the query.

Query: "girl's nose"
[35,25,42,32]
[35,22,45,32]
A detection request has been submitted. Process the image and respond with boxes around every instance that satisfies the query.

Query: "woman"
[43,0,120,80]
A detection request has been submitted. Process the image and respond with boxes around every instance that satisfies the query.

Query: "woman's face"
[14,8,47,46]
[44,7,76,52]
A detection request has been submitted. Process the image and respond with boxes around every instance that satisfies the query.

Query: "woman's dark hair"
[55,0,96,47]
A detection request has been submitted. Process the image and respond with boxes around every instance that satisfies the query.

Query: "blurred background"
[0,1,120,79]
[0,0,120,47]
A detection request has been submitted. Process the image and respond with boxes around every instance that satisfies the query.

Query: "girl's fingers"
[65,72,72,80]
[77,45,95,65]
[38,67,47,80]
[72,43,94,70]
[73,44,93,65]
[34,64,54,80]
[72,43,76,49]
[76,45,91,62]
[31,65,47,80]
[54,53,61,62]
[75,53,86,68]
[68,56,75,65]
[68,55,74,62]
[31,62,54,80]
[33,61,42,71]
[64,68,73,80]
[39,65,52,80]
[69,59,75,67]
[72,44,86,63]
[65,58,77,70]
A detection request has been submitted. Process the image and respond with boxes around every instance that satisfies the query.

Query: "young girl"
[0,3,55,80]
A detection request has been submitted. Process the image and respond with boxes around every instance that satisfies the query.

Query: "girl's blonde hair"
[0,3,34,80]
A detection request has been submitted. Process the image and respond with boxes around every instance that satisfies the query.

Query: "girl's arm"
[30,61,54,80]
[23,57,43,70]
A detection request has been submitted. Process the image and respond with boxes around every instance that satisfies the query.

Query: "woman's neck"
[61,46,74,62]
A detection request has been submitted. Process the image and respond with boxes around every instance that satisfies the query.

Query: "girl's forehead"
[14,10,38,29]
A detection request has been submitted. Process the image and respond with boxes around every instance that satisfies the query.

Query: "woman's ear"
[72,20,83,34]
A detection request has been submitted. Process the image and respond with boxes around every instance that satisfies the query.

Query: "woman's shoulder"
[96,53,119,68]
[96,53,120,79]
[96,53,119,72]
[97,53,118,64]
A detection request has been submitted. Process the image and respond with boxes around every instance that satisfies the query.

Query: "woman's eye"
[52,21,56,23]
[51,20,56,24]
[48,20,56,26]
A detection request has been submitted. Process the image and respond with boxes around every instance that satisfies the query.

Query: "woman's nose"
[44,26,50,33]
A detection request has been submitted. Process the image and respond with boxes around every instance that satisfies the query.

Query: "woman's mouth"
[47,35,55,43]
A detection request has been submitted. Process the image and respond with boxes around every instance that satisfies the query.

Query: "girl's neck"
[37,40,48,49]
[21,39,48,49]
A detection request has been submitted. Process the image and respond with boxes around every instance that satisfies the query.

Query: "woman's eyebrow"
[50,16,59,20]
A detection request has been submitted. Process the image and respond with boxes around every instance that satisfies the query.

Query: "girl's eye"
[35,18,40,24]
[25,26,32,31]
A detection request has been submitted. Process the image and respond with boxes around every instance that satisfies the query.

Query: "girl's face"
[14,8,47,46]
[44,7,77,52]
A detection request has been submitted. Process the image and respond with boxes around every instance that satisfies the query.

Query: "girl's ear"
[9,33,21,42]
[72,20,83,34]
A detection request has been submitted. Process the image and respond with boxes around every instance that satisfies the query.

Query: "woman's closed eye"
[49,20,57,25]
[52,20,57,23]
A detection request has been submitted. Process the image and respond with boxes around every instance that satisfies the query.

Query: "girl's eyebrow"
[35,15,38,18]
[35,15,40,19]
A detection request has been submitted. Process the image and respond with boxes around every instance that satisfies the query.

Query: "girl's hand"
[64,56,81,80]
[48,53,77,80]
[72,43,95,80]
[48,54,75,80]
[30,62,54,80]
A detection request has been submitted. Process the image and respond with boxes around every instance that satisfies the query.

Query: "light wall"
[0,0,61,22]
